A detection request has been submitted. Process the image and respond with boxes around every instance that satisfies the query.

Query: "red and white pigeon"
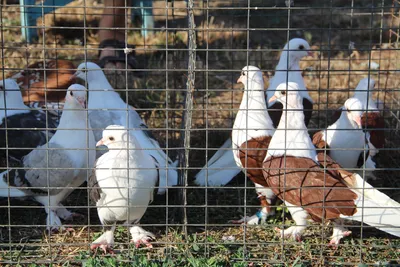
[194,38,314,190]
[262,82,400,246]
[352,78,384,163]
[229,66,276,225]
[89,125,158,253]
[313,78,382,179]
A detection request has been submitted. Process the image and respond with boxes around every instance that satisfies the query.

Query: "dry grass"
[0,0,400,266]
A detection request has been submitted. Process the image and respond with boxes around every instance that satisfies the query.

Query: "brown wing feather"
[9,59,76,103]
[239,136,271,187]
[362,112,385,149]
[312,131,330,152]
[262,156,357,222]
[88,159,102,203]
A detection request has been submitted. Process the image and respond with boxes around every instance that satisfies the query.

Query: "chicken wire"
[0,0,399,266]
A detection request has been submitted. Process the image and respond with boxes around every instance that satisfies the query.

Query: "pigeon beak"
[77,97,86,109]
[307,51,314,57]
[353,115,362,127]
[268,95,278,104]
[96,139,105,147]
[237,75,244,84]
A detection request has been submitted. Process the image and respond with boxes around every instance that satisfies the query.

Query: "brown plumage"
[238,136,271,188]
[361,112,385,149]
[312,131,329,152]
[8,59,76,103]
[262,156,357,222]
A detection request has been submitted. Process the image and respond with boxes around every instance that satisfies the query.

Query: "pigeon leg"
[275,202,308,241]
[46,209,64,233]
[329,221,352,248]
[91,228,115,254]
[129,226,155,249]
[55,205,85,221]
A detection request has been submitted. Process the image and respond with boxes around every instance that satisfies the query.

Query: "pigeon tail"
[194,138,241,186]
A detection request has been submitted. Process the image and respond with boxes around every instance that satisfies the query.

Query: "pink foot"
[91,243,115,254]
[132,238,153,249]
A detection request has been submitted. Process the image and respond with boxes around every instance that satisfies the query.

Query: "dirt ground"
[0,0,400,266]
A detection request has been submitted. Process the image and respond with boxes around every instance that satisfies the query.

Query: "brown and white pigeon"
[230,66,276,225]
[262,84,400,246]
[194,38,314,189]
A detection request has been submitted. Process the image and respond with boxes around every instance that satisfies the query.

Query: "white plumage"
[89,125,158,252]
[73,62,177,195]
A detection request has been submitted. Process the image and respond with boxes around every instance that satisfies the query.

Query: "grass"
[1,0,400,266]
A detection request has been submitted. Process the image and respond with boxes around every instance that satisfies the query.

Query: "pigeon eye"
[241,71,245,76]
[0,85,3,91]
[70,91,74,96]
[280,90,286,95]
[299,45,304,50]
[109,137,115,141]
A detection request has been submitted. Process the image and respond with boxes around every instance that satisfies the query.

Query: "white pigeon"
[89,125,158,253]
[266,38,314,128]
[313,97,365,169]
[0,84,96,231]
[194,38,314,188]
[73,62,177,195]
[229,66,276,225]
[264,86,400,246]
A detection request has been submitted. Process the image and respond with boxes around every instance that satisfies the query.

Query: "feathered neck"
[87,71,126,110]
[331,109,358,130]
[234,78,274,136]
[277,96,306,130]
[55,100,86,130]
[239,79,269,115]
[267,94,316,160]
[275,51,300,71]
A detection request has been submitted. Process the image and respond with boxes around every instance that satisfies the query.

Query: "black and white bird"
[73,62,177,195]
[0,83,96,231]
[0,79,57,176]
[194,38,314,188]
[89,125,158,252]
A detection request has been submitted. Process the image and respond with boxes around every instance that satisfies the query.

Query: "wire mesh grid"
[0,0,399,266]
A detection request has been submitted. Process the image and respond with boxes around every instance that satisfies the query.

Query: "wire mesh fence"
[0,0,399,266]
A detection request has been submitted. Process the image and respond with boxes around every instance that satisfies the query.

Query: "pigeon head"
[237,65,263,88]
[344,97,363,128]
[65,84,87,109]
[269,82,303,109]
[282,38,312,62]
[73,62,102,82]
[0,79,25,109]
[96,125,131,149]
